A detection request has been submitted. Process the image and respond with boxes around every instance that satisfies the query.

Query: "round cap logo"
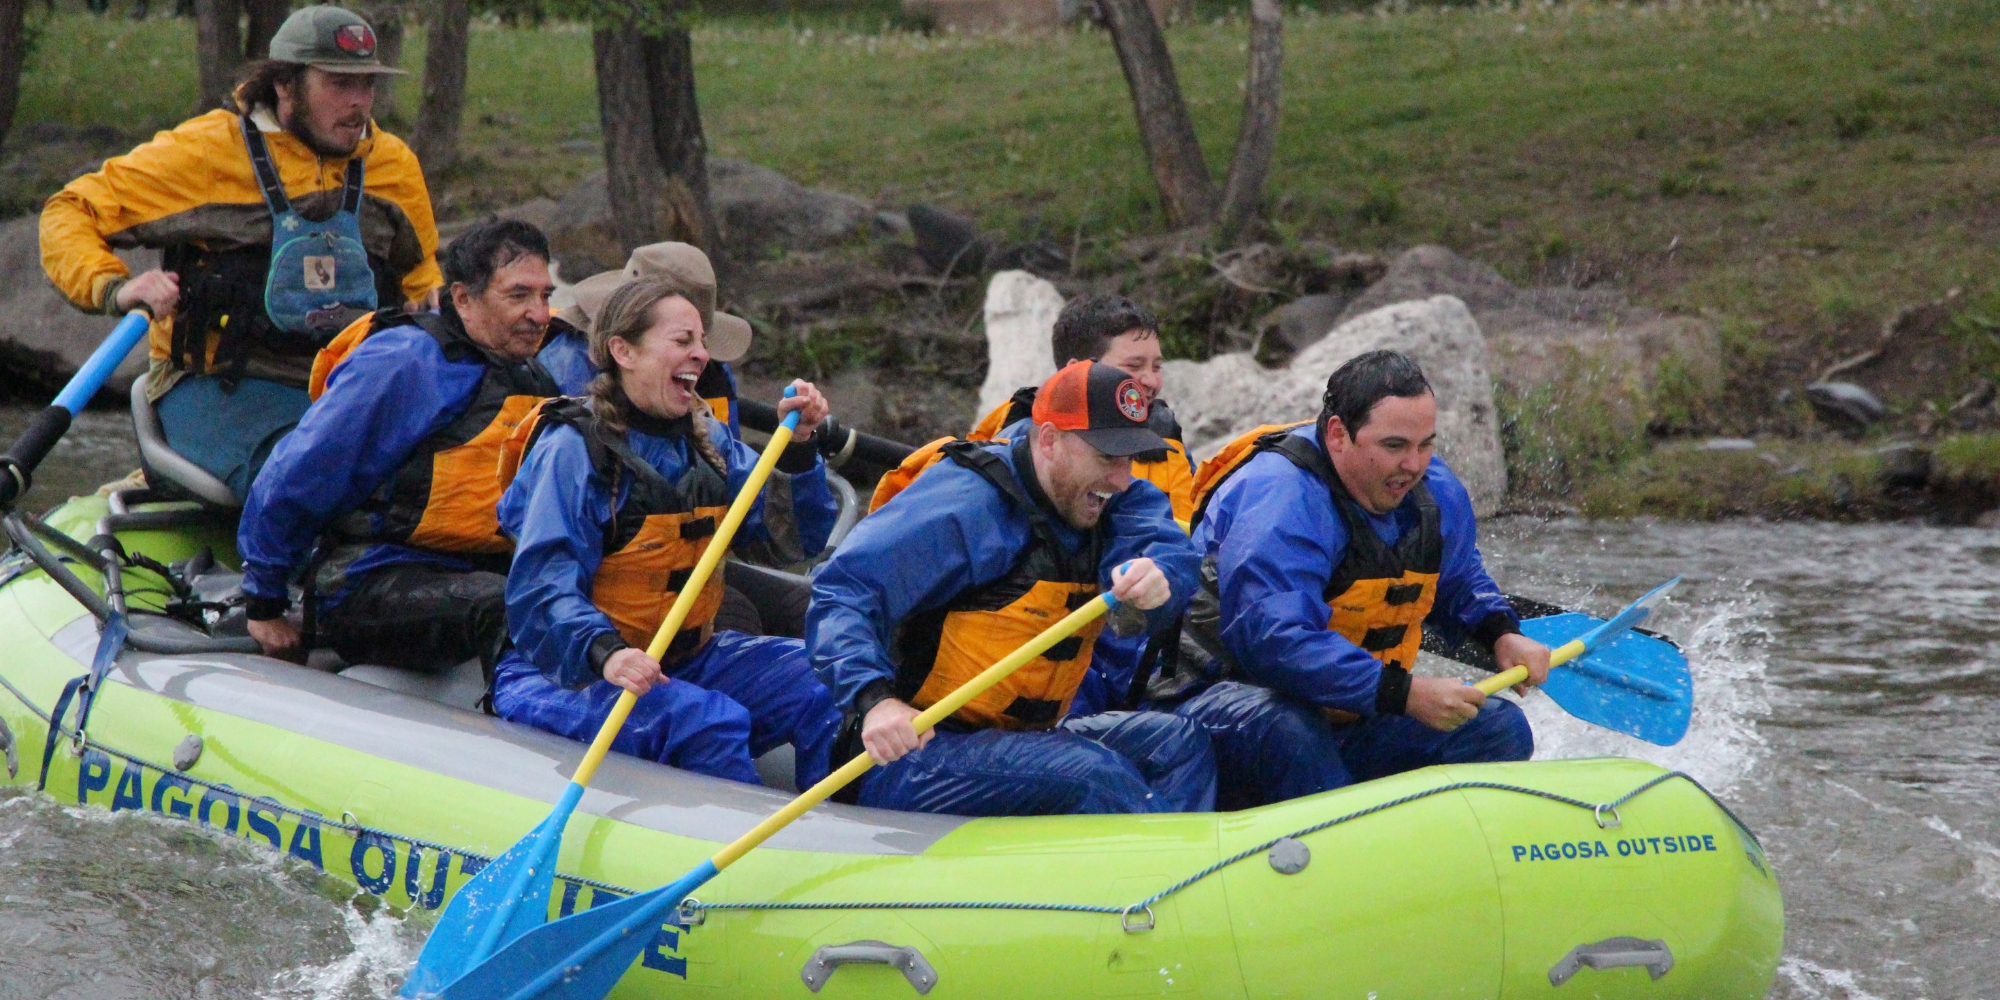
[1115,380,1148,422]
[335,24,377,56]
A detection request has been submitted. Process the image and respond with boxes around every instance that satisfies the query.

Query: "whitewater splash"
[259,905,418,1000]
[1520,584,1773,795]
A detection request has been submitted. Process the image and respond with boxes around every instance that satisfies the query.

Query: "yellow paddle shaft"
[710,593,1115,870]
[571,421,800,789]
[1473,637,1587,695]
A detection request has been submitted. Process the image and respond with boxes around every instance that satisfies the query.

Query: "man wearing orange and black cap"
[807,361,1215,816]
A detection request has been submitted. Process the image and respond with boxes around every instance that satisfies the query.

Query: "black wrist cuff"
[1374,664,1411,716]
[853,678,895,717]
[587,631,631,677]
[244,595,290,622]
[776,439,820,474]
[1472,611,1523,654]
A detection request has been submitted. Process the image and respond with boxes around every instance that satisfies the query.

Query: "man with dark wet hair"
[40,5,436,502]
[236,219,560,676]
[1154,350,1552,809]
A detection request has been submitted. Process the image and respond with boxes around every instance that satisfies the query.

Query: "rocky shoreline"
[4,157,1995,525]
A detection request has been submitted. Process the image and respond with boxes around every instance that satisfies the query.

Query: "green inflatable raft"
[0,492,1784,998]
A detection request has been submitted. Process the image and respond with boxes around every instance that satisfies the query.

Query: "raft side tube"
[1447,758,1783,999]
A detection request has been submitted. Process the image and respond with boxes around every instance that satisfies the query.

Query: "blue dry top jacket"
[1192,424,1516,716]
[238,321,496,607]
[808,439,1201,714]
[499,411,836,690]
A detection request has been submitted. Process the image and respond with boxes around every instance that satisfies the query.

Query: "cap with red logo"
[1030,361,1168,457]
[268,6,407,75]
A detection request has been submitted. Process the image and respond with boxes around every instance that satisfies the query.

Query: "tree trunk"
[413,0,471,177]
[1097,0,1217,228]
[1217,0,1282,241]
[193,0,245,111]
[593,27,674,257]
[0,0,24,155]
[242,0,290,59]
[639,29,721,256]
[352,2,403,117]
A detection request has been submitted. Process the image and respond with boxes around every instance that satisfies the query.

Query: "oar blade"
[1522,612,1692,747]
[435,864,715,1000]
[402,815,564,997]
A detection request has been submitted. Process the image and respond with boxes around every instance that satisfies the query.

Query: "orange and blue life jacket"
[891,440,1111,730]
[503,397,733,666]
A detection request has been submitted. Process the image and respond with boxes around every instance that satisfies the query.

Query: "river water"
[1,404,1995,999]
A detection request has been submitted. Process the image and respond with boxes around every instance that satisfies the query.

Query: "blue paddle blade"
[434,862,719,1000]
[1522,612,1693,747]
[402,805,571,997]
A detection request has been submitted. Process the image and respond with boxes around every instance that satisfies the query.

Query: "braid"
[688,406,729,475]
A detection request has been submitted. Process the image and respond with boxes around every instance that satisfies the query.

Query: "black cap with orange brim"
[1030,361,1167,458]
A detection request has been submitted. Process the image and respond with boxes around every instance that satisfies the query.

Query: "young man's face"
[1324,392,1437,515]
[1090,330,1164,409]
[278,68,377,157]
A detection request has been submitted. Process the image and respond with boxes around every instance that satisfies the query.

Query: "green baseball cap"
[268,6,407,75]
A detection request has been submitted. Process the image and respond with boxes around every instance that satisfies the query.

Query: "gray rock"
[908,203,989,276]
[872,210,913,241]
[708,157,873,260]
[1874,442,1931,488]
[978,270,1065,414]
[1702,438,1757,450]
[1164,295,1508,515]
[1338,245,1519,323]
[0,213,154,398]
[1257,292,1350,359]
[1806,381,1887,433]
[543,158,875,276]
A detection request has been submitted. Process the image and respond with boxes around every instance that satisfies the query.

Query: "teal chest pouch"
[242,114,378,340]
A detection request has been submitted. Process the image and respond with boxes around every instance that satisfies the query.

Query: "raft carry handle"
[799,941,938,995]
[1549,936,1675,986]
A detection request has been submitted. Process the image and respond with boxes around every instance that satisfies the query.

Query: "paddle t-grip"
[0,311,150,509]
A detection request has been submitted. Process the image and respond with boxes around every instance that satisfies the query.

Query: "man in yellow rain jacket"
[40,5,438,501]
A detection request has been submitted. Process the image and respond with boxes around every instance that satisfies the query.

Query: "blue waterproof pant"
[154,375,312,501]
[493,631,842,788]
[856,710,1217,817]
[1174,680,1533,811]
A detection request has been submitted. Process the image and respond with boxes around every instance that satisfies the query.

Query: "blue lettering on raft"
[62,746,697,980]
[1512,834,1721,861]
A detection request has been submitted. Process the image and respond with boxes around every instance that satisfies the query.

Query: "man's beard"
[282,104,363,158]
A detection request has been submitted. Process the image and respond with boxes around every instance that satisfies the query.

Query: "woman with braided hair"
[490,277,844,786]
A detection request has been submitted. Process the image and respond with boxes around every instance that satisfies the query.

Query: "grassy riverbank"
[11,0,2000,517]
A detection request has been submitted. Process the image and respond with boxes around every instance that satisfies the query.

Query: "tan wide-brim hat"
[558,250,756,363]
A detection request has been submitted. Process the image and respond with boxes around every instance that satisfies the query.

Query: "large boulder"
[544,159,874,278]
[0,214,154,398]
[978,270,1064,415]
[1165,295,1509,514]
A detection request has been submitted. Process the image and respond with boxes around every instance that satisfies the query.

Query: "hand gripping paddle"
[402,388,806,997]
[425,571,1134,1000]
[1473,577,1692,746]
